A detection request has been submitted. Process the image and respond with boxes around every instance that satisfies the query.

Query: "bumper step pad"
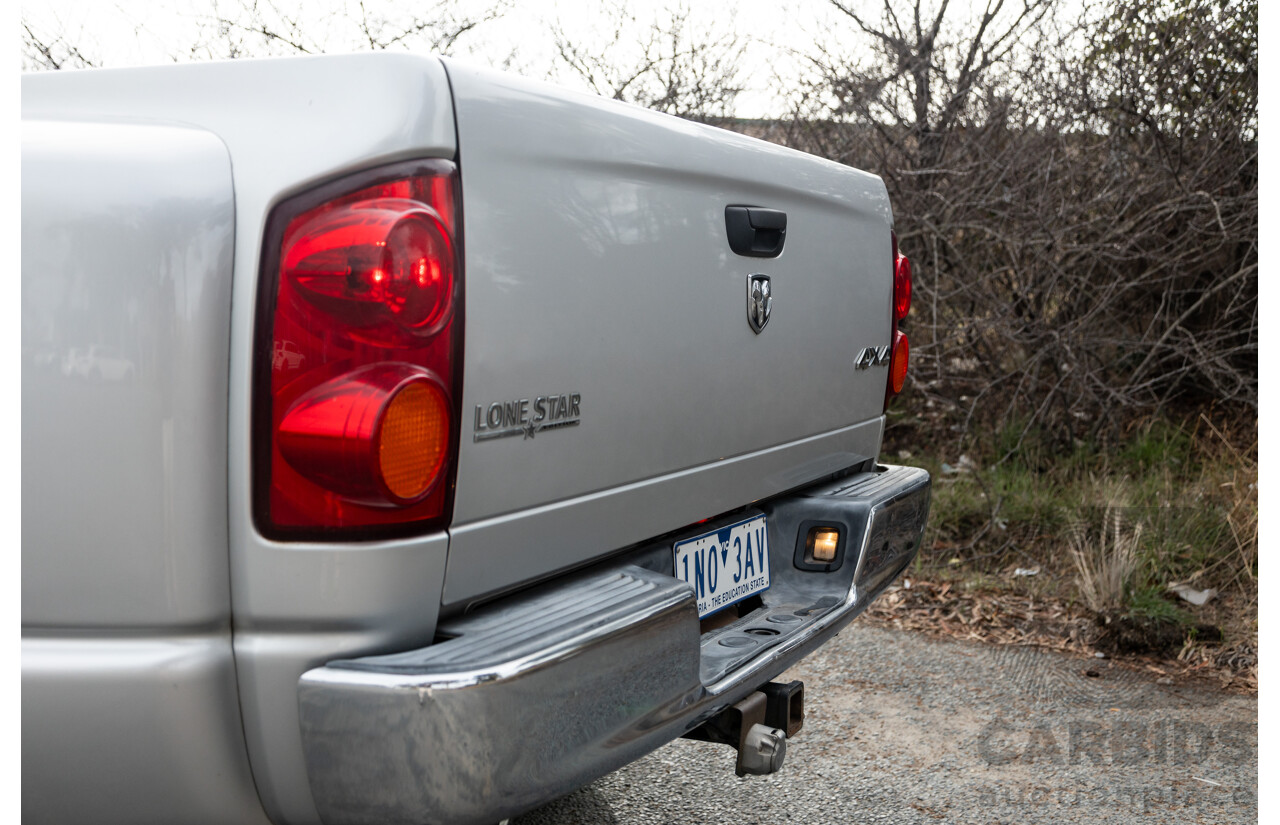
[329,568,685,675]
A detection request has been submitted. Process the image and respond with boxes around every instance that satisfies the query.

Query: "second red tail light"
[886,232,911,409]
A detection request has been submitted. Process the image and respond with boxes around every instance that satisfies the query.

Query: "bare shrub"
[188,0,510,60]
[549,1,744,124]
[776,0,1257,453]
[22,17,100,70]
[21,0,510,69]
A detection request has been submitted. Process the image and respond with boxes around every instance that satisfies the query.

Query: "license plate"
[673,515,770,618]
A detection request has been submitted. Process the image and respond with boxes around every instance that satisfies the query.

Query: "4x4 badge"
[854,346,890,369]
[747,274,772,334]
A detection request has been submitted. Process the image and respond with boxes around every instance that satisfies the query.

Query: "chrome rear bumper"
[298,464,930,825]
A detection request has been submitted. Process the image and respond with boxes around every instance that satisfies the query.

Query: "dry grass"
[1067,499,1142,615]
[1196,413,1258,596]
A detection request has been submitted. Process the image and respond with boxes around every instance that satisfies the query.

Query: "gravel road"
[513,622,1257,825]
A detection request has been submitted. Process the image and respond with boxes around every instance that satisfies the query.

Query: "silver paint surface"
[23,635,269,825]
[22,119,235,627]
[21,119,266,825]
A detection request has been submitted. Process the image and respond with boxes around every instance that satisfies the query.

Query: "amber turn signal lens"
[378,382,450,502]
[811,528,840,562]
[889,330,909,395]
[276,364,450,508]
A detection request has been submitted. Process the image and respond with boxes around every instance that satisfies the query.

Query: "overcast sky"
[20,0,968,118]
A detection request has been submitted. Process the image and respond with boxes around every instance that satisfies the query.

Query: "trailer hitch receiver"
[682,680,804,776]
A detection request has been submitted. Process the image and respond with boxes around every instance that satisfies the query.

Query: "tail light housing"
[885,231,911,409]
[254,159,463,539]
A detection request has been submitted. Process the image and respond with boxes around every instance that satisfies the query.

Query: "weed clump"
[1067,500,1140,616]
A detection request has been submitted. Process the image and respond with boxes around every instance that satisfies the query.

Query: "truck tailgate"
[443,60,894,605]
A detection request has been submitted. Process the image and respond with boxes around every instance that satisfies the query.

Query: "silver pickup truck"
[21,53,930,825]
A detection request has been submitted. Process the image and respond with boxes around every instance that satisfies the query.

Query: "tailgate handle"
[725,206,787,258]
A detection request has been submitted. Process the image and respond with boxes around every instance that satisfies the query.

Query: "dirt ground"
[516,621,1257,825]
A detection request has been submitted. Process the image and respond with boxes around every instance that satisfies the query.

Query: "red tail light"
[886,232,911,409]
[893,251,912,321]
[254,159,462,539]
[283,201,454,337]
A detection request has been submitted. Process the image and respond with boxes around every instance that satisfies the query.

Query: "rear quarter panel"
[21,119,267,825]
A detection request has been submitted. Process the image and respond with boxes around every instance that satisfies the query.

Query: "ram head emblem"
[747,274,772,334]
